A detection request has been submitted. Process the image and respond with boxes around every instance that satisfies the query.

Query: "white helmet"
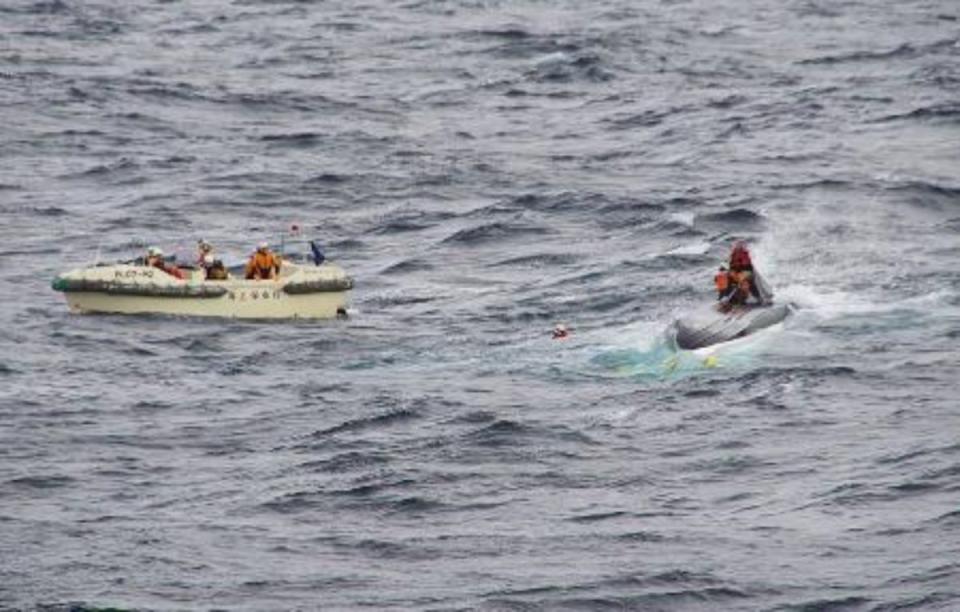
[257,241,269,250]
[148,246,163,257]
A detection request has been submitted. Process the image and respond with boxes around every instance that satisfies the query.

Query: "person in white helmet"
[196,239,214,265]
[144,246,184,279]
[144,246,163,267]
[244,241,281,280]
[195,239,229,280]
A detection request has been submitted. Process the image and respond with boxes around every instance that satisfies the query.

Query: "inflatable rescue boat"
[671,302,792,350]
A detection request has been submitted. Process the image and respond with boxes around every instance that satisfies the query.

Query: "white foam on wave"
[776,282,953,320]
[665,241,711,256]
[776,284,878,316]
[590,318,665,353]
[668,211,696,227]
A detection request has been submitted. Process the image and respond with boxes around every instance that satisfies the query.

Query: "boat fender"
[51,277,228,298]
[283,277,354,295]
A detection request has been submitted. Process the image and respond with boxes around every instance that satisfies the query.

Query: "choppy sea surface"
[2,0,959,610]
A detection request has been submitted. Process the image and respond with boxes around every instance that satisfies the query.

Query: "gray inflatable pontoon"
[672,303,792,350]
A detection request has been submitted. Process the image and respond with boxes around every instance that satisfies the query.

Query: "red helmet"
[730,241,752,268]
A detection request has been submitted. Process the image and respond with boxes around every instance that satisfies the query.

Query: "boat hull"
[63,287,347,319]
[673,303,791,350]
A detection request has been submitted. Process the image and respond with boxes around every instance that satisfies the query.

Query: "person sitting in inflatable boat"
[715,241,770,309]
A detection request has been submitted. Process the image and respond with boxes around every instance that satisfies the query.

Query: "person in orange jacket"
[245,242,281,280]
[714,265,731,301]
[725,269,754,306]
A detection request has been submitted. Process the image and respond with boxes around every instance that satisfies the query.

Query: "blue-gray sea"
[2,0,959,610]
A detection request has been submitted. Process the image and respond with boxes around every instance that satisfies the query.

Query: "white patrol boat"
[52,248,352,320]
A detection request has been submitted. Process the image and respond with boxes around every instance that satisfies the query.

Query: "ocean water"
[2,0,959,610]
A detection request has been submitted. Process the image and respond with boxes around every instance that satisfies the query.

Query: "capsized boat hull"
[672,303,791,350]
[53,263,351,319]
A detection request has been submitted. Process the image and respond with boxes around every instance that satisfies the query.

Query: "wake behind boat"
[671,241,792,350]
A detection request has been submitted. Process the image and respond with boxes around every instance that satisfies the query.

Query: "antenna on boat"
[93,242,102,265]
[280,223,299,257]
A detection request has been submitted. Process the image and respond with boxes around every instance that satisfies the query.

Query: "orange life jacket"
[729,270,752,293]
[245,251,280,279]
[714,271,729,292]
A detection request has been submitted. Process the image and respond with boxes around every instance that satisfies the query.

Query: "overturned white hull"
[53,262,352,320]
